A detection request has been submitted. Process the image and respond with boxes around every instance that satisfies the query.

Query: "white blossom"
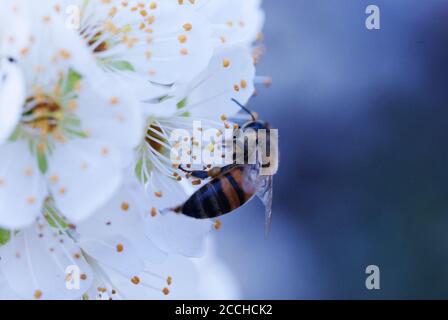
[0,0,265,300]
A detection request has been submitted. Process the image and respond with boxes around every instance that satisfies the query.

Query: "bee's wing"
[257,174,274,236]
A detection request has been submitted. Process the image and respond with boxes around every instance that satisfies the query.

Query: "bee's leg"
[178,165,210,180]
[178,164,238,179]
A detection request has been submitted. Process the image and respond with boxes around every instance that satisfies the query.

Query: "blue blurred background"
[213,0,448,299]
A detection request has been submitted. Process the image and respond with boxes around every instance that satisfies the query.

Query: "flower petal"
[200,0,265,46]
[143,174,212,257]
[76,180,167,264]
[0,58,25,145]
[126,3,214,85]
[0,141,47,229]
[174,46,256,120]
[75,76,144,149]
[0,219,93,300]
[0,0,30,58]
[80,236,144,278]
[47,139,122,223]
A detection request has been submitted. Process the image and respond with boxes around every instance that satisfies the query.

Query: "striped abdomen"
[180,166,257,219]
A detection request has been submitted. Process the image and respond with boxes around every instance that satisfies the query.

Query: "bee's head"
[242,120,270,131]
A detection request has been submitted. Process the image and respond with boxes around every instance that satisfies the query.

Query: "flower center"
[146,125,166,153]
[88,32,109,53]
[22,95,63,135]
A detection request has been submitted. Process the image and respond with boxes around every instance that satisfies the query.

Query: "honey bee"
[173,99,278,232]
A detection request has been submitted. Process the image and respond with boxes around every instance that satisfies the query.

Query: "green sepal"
[37,149,48,174]
[0,228,11,246]
[63,69,83,95]
[108,60,135,72]
[177,98,188,109]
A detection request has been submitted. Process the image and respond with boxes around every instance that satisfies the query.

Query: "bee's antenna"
[231,98,256,122]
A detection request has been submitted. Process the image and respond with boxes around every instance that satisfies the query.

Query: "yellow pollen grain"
[110,97,119,105]
[223,59,230,68]
[183,23,192,31]
[178,34,187,43]
[67,100,77,111]
[214,219,222,230]
[131,276,140,285]
[59,49,71,60]
[24,167,33,177]
[147,15,155,24]
[167,276,173,286]
[109,6,118,17]
[151,207,157,217]
[20,47,29,57]
[50,175,59,184]
[121,202,130,211]
[154,191,163,198]
[163,287,170,295]
[116,243,124,253]
[34,290,43,299]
